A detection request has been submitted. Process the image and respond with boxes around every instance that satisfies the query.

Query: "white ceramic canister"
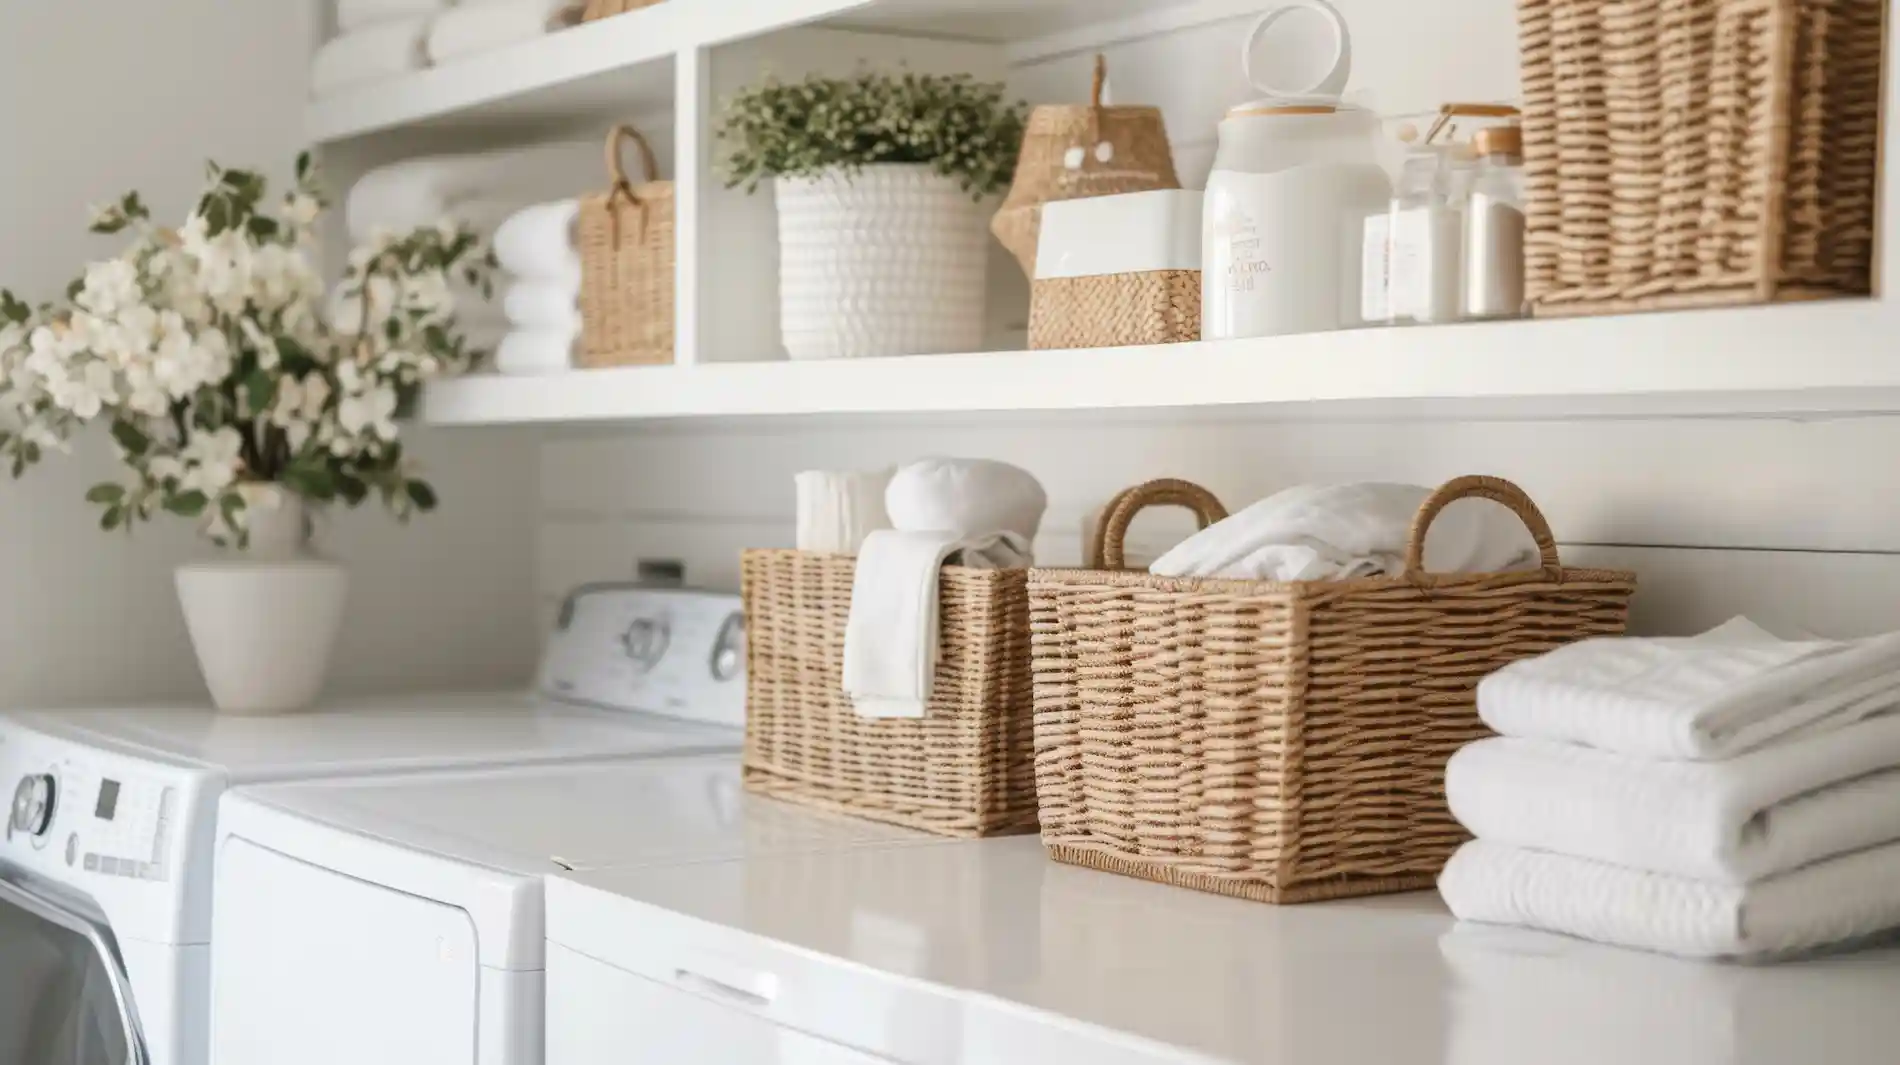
[1203,1,1393,340]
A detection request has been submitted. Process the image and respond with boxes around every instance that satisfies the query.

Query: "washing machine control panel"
[1,730,177,884]
[536,584,746,728]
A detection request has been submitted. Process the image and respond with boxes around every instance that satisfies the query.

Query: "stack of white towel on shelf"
[1439,618,1900,959]
[312,0,587,98]
[492,200,584,374]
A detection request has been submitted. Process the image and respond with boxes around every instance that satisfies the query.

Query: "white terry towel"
[494,200,582,283]
[1447,713,1900,885]
[796,470,894,555]
[1478,617,1900,761]
[427,0,586,64]
[503,281,580,332]
[1149,482,1539,582]
[338,0,451,33]
[1439,837,1900,959]
[311,19,430,98]
[494,327,576,375]
[347,148,596,245]
[842,459,1047,720]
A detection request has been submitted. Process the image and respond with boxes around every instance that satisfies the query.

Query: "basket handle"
[1092,479,1230,571]
[603,123,659,244]
[1403,476,1563,583]
[1086,53,1108,143]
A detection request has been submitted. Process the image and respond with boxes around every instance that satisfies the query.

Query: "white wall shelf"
[421,300,1900,425]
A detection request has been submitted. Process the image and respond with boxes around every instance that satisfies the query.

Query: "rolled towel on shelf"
[337,0,451,32]
[1148,482,1540,582]
[1477,617,1900,761]
[1439,837,1900,960]
[311,19,431,98]
[494,199,582,282]
[503,281,581,332]
[347,149,596,244]
[1446,713,1900,885]
[426,0,586,64]
[795,469,894,555]
[494,327,577,375]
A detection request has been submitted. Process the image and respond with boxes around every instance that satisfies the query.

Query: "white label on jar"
[1390,205,1464,324]
[1361,213,1391,323]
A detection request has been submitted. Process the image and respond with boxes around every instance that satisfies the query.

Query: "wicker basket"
[1518,0,1884,316]
[581,0,666,21]
[1029,271,1200,349]
[1028,476,1637,904]
[741,549,1039,838]
[577,124,675,368]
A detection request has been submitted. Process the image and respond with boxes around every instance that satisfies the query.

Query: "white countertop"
[549,836,1900,1064]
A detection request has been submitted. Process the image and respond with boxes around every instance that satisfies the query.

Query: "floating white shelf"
[421,300,1900,425]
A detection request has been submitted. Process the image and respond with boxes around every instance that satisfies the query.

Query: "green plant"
[717,70,1027,198]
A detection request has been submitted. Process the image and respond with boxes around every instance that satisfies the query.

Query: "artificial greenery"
[716,71,1027,198]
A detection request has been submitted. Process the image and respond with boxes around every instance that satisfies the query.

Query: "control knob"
[10,774,56,838]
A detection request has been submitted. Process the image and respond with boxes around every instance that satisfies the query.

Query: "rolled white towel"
[795,470,895,555]
[337,0,451,32]
[883,458,1049,542]
[311,20,430,98]
[426,0,586,65]
[495,327,577,375]
[494,200,582,282]
[346,147,596,246]
[503,281,581,332]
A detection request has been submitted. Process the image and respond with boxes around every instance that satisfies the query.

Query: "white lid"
[1035,190,1202,279]
[1236,0,1355,112]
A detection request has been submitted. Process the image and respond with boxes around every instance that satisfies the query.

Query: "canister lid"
[1240,0,1353,109]
[1472,125,1523,158]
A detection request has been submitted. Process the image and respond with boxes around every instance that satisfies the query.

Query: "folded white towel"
[337,0,451,32]
[841,459,1046,720]
[1149,482,1539,582]
[494,327,576,375]
[796,470,895,555]
[311,20,430,99]
[494,200,583,282]
[1440,837,1900,959]
[426,0,585,64]
[842,530,1033,720]
[502,281,580,332]
[1448,713,1900,885]
[1478,618,1900,761]
[347,149,595,246]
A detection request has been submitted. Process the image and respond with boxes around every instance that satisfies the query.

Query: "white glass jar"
[1203,1,1393,340]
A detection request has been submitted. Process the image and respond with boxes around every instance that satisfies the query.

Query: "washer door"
[0,868,146,1065]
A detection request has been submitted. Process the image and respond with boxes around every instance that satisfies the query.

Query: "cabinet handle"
[675,967,776,1010]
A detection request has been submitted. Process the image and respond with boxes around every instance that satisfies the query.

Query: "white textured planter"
[175,491,347,716]
[774,164,990,360]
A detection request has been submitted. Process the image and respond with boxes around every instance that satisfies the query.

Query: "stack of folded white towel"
[313,0,586,99]
[492,201,583,374]
[1439,618,1900,959]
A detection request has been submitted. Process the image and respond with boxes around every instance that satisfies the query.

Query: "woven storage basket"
[581,0,666,21]
[992,55,1182,278]
[577,124,675,367]
[1028,476,1637,904]
[1029,271,1200,349]
[741,549,1039,838]
[1518,0,1884,315]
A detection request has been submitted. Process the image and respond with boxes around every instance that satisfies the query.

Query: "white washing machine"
[0,583,747,1065]
[207,756,942,1065]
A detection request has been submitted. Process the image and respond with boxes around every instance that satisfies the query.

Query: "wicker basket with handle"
[741,549,1039,838]
[1027,476,1637,904]
[581,0,667,21]
[1517,0,1883,316]
[577,124,675,368]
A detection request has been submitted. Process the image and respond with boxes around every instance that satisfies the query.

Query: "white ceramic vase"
[175,490,347,716]
[774,163,990,360]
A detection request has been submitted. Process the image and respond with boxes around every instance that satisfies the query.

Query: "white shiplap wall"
[535,2,1898,641]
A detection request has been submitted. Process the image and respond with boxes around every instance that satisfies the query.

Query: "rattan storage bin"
[1028,476,1637,904]
[741,549,1039,838]
[577,124,674,367]
[1518,0,1884,315]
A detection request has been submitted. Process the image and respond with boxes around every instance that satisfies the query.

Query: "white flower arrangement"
[0,155,495,544]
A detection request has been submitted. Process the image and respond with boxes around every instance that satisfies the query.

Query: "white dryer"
[207,756,941,1065]
[0,584,747,1065]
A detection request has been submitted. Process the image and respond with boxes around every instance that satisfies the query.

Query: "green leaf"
[164,491,209,517]
[66,278,85,302]
[100,506,123,532]
[275,336,316,373]
[295,151,313,182]
[244,370,276,414]
[336,475,369,507]
[85,484,125,505]
[0,290,29,324]
[110,421,150,457]
[122,191,148,221]
[90,215,129,236]
[246,216,280,243]
[283,465,337,501]
[405,481,439,512]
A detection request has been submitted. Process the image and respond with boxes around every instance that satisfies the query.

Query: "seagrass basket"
[577,124,674,367]
[1027,476,1637,903]
[741,549,1039,838]
[1518,0,1883,315]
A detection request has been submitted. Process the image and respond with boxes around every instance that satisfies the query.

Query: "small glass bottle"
[1385,145,1469,325]
[1462,125,1526,320]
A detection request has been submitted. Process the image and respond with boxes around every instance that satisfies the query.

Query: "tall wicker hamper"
[1027,476,1638,904]
[741,549,1040,838]
[1517,0,1884,315]
[577,124,675,367]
